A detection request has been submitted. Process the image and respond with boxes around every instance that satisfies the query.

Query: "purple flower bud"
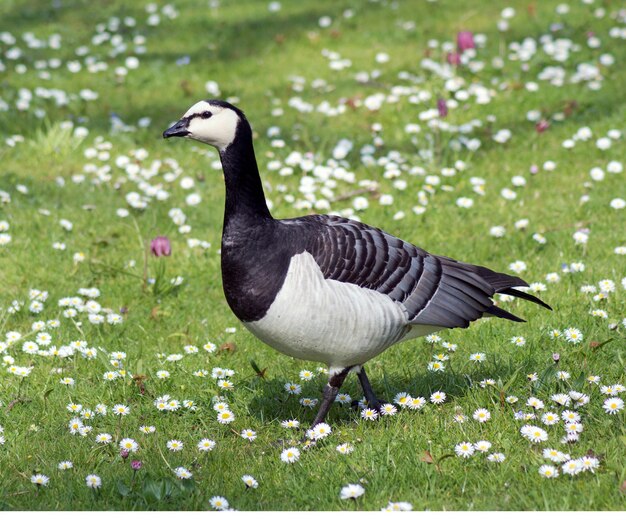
[150,236,171,257]
[529,164,539,174]
[131,460,142,471]
[552,353,560,363]
[446,51,461,66]
[456,31,475,52]
[535,120,550,133]
[120,449,129,459]
[437,98,448,118]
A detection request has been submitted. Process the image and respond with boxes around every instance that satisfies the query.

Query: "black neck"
[220,121,272,228]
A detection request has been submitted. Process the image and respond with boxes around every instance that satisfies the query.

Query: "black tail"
[474,266,552,323]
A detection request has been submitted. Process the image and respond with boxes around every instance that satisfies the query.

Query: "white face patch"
[182,101,240,151]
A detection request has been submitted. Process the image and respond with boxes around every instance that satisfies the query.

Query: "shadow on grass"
[245,352,549,424]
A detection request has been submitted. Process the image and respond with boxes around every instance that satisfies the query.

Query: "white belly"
[244,252,440,369]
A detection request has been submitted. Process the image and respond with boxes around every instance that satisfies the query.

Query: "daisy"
[112,404,130,416]
[394,392,412,406]
[455,442,475,458]
[242,475,258,489]
[58,461,73,470]
[213,401,230,412]
[209,496,229,510]
[340,484,365,500]
[543,449,570,463]
[299,398,318,408]
[173,467,192,480]
[299,370,314,381]
[427,361,445,372]
[520,425,548,443]
[336,443,354,454]
[311,422,332,439]
[166,439,184,451]
[565,422,583,434]
[506,396,519,404]
[61,378,76,388]
[217,379,234,390]
[563,328,583,344]
[217,410,235,424]
[240,429,257,441]
[475,440,492,452]
[580,456,600,472]
[561,410,580,422]
[31,474,50,486]
[281,420,300,429]
[407,396,426,411]
[562,459,583,476]
[441,342,458,351]
[603,397,624,414]
[139,425,156,434]
[335,393,352,404]
[280,447,300,463]
[284,382,302,394]
[119,438,138,452]
[511,336,526,346]
[85,474,102,488]
[79,426,92,437]
[538,465,559,479]
[526,397,544,410]
[430,391,446,404]
[68,418,83,434]
[95,433,112,444]
[382,501,413,511]
[380,403,398,416]
[548,328,562,339]
[541,413,560,426]
[551,394,571,406]
[454,414,467,423]
[473,408,491,422]
[361,408,379,420]
[600,385,616,395]
[470,353,486,362]
[487,453,505,463]
[67,402,82,413]
[197,438,216,452]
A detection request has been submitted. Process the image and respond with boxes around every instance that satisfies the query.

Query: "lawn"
[0,0,625,512]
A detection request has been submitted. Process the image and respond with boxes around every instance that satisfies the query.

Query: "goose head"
[163,99,245,151]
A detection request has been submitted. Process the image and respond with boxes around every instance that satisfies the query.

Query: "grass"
[0,0,625,511]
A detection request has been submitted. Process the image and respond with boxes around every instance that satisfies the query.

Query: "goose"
[163,99,551,429]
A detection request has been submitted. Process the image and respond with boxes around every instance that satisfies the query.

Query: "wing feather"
[285,215,549,330]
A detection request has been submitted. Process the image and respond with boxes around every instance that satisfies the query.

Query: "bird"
[163,99,551,429]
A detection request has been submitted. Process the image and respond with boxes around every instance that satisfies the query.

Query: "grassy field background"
[0,0,625,511]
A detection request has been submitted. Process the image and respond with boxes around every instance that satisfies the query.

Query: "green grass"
[1,0,625,511]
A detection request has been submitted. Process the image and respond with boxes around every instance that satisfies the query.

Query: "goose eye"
[201,111,212,119]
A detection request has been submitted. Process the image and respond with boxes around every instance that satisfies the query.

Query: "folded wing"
[297,215,550,329]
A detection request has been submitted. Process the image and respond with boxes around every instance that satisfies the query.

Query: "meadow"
[0,0,625,511]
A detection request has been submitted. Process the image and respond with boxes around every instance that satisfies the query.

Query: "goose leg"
[310,366,351,428]
[357,367,385,411]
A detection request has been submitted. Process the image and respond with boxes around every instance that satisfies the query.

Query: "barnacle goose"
[163,100,551,428]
